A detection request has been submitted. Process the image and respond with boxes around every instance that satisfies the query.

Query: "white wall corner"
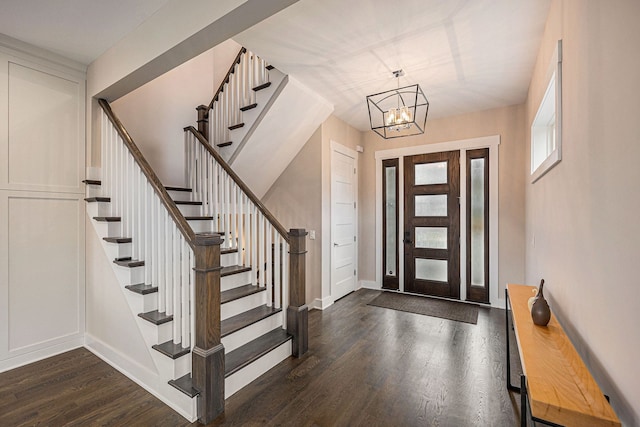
[358,280,379,290]
[311,296,334,311]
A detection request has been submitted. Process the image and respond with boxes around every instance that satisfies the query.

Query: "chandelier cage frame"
[366,83,429,139]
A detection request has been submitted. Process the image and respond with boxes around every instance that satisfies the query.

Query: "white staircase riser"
[221,291,267,321]
[166,190,193,201]
[138,317,173,345]
[85,183,102,198]
[152,349,191,380]
[225,340,292,399]
[112,264,144,285]
[176,204,202,217]
[125,290,159,315]
[188,219,213,233]
[102,241,132,260]
[221,271,253,291]
[221,251,239,266]
[222,311,284,353]
[86,200,110,217]
[93,221,122,237]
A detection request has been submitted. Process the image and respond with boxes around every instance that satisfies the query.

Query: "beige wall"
[109,40,241,186]
[262,114,362,306]
[359,104,526,300]
[525,1,640,424]
[263,127,322,305]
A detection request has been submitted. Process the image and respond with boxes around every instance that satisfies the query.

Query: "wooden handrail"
[206,47,247,112]
[184,126,290,242]
[99,99,198,248]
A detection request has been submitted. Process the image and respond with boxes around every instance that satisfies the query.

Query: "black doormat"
[367,291,479,325]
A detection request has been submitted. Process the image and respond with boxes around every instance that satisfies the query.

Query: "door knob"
[403,231,412,245]
[333,243,339,247]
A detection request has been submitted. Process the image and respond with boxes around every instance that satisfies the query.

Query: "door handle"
[403,231,412,245]
[333,243,339,247]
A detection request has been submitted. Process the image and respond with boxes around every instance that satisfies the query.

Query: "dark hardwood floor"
[0,289,524,426]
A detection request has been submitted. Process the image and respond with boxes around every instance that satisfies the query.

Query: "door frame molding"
[330,140,358,304]
[374,135,501,307]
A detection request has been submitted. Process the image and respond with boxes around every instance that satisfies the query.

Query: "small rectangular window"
[382,158,399,290]
[531,40,562,183]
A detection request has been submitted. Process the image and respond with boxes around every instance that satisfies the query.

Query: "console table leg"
[521,375,528,427]
[506,289,521,392]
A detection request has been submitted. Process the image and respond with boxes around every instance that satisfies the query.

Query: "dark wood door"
[404,151,460,298]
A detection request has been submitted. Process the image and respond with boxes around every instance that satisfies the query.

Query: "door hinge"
[353,235,356,242]
[354,269,356,276]
[354,201,356,209]
[354,167,356,174]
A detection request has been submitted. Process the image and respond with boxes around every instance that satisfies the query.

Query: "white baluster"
[173,226,181,345]
[266,222,272,307]
[157,198,166,313]
[182,239,190,348]
[189,249,196,350]
[165,210,173,316]
[274,232,281,309]
[251,205,257,286]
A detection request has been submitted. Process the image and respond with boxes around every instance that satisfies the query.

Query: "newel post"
[192,233,225,424]
[196,105,209,141]
[287,228,308,357]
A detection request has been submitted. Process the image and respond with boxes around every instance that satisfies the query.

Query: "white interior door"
[331,145,357,301]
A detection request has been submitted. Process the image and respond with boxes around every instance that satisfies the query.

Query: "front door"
[404,151,460,298]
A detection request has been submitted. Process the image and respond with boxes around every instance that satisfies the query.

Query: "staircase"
[198,47,333,198]
[84,99,308,423]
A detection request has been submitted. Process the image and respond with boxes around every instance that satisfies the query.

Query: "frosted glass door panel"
[415,227,447,249]
[415,162,447,185]
[415,259,448,282]
[415,195,447,217]
[470,158,485,286]
[385,166,397,276]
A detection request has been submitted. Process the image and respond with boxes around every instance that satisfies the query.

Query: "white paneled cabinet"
[0,45,86,372]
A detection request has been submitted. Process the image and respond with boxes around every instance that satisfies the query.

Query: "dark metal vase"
[531,279,551,326]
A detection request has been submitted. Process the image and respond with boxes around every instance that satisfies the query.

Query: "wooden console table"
[505,284,620,427]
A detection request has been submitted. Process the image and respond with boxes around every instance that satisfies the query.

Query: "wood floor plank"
[0,289,524,426]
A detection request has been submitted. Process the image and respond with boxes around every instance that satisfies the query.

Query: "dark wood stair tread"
[217,141,233,148]
[84,197,110,202]
[174,200,202,206]
[221,305,282,337]
[253,82,272,91]
[221,265,252,277]
[168,374,199,398]
[125,283,158,295]
[82,179,101,185]
[114,258,145,268]
[265,65,275,71]
[239,103,257,112]
[185,216,213,221]
[103,237,132,244]
[221,284,265,304]
[94,216,121,222]
[221,247,238,255]
[228,123,245,131]
[138,310,173,325]
[165,186,192,192]
[152,341,190,359]
[225,328,291,377]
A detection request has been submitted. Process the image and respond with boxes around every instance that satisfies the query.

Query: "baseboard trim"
[311,296,334,311]
[359,280,379,290]
[84,334,197,422]
[0,336,84,373]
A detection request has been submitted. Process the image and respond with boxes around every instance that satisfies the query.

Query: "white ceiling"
[235,0,551,130]
[0,0,551,131]
[0,0,171,64]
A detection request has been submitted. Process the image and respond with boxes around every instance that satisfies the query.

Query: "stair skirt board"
[225,339,291,399]
[84,334,198,423]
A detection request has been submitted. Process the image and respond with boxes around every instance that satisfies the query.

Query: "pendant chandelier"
[366,70,429,139]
